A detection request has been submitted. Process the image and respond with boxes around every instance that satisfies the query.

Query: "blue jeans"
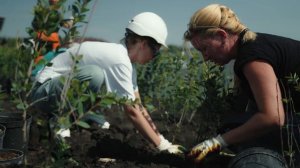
[228,147,289,168]
[231,99,300,164]
[30,65,105,114]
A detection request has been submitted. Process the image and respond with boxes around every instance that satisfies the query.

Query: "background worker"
[31,0,74,64]
[30,12,184,154]
[183,3,300,164]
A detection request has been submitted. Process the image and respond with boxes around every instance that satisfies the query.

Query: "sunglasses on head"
[184,24,219,40]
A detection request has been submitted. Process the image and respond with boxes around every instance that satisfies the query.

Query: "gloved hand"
[157,135,186,154]
[187,134,227,163]
[56,128,71,138]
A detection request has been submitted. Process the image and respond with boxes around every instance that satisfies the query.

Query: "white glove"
[188,134,228,163]
[101,121,110,129]
[56,128,71,138]
[157,135,185,154]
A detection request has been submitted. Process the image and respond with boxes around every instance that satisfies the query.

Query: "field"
[0,36,239,167]
[1,1,299,167]
[24,105,233,168]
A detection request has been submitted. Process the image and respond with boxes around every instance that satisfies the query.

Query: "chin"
[142,60,152,64]
[137,61,146,65]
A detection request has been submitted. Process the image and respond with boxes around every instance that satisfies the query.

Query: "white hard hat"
[127,12,168,47]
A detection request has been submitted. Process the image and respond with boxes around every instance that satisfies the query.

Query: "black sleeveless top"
[234,33,300,111]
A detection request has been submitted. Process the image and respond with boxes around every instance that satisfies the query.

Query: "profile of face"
[190,32,232,66]
[131,39,161,64]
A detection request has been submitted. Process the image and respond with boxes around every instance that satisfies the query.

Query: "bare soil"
[0,151,20,161]
[24,109,233,168]
[2,95,299,168]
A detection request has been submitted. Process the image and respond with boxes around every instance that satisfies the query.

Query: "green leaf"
[72,4,79,13]
[76,121,90,128]
[77,101,84,116]
[57,116,72,129]
[89,91,96,104]
[100,97,116,106]
[81,7,89,13]
[85,112,106,125]
[16,103,26,110]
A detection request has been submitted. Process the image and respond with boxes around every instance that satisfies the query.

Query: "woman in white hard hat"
[30,12,184,154]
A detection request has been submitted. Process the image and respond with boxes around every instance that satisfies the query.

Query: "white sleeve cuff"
[215,134,228,148]
[157,135,172,151]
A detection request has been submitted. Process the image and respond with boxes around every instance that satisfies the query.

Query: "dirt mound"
[22,107,233,167]
[62,111,232,168]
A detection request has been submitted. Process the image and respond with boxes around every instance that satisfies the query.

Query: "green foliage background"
[0,37,236,130]
[136,45,236,138]
[0,0,239,166]
[0,1,299,167]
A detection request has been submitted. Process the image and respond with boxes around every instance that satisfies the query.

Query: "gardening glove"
[101,121,110,129]
[188,134,227,163]
[157,135,186,154]
[56,128,71,138]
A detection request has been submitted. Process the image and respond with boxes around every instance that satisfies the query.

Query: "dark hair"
[125,29,159,47]
[124,29,140,47]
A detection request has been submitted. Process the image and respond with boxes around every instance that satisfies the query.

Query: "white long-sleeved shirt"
[36,41,138,100]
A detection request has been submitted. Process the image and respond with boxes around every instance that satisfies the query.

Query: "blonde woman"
[184,4,300,164]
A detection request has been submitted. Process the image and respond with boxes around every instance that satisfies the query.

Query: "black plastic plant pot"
[0,124,5,149]
[0,112,32,153]
[0,148,24,167]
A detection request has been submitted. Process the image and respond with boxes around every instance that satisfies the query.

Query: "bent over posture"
[184,4,300,164]
[31,12,184,154]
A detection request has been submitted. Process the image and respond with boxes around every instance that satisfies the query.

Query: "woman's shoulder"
[255,33,300,43]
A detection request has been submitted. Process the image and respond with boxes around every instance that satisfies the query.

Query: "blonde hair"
[184,4,256,43]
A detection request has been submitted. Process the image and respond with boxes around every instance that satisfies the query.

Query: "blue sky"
[0,0,299,46]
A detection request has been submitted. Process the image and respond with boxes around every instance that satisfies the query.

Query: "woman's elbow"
[269,113,285,127]
[278,115,285,127]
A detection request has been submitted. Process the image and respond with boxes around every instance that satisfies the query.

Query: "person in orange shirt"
[32,0,73,64]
